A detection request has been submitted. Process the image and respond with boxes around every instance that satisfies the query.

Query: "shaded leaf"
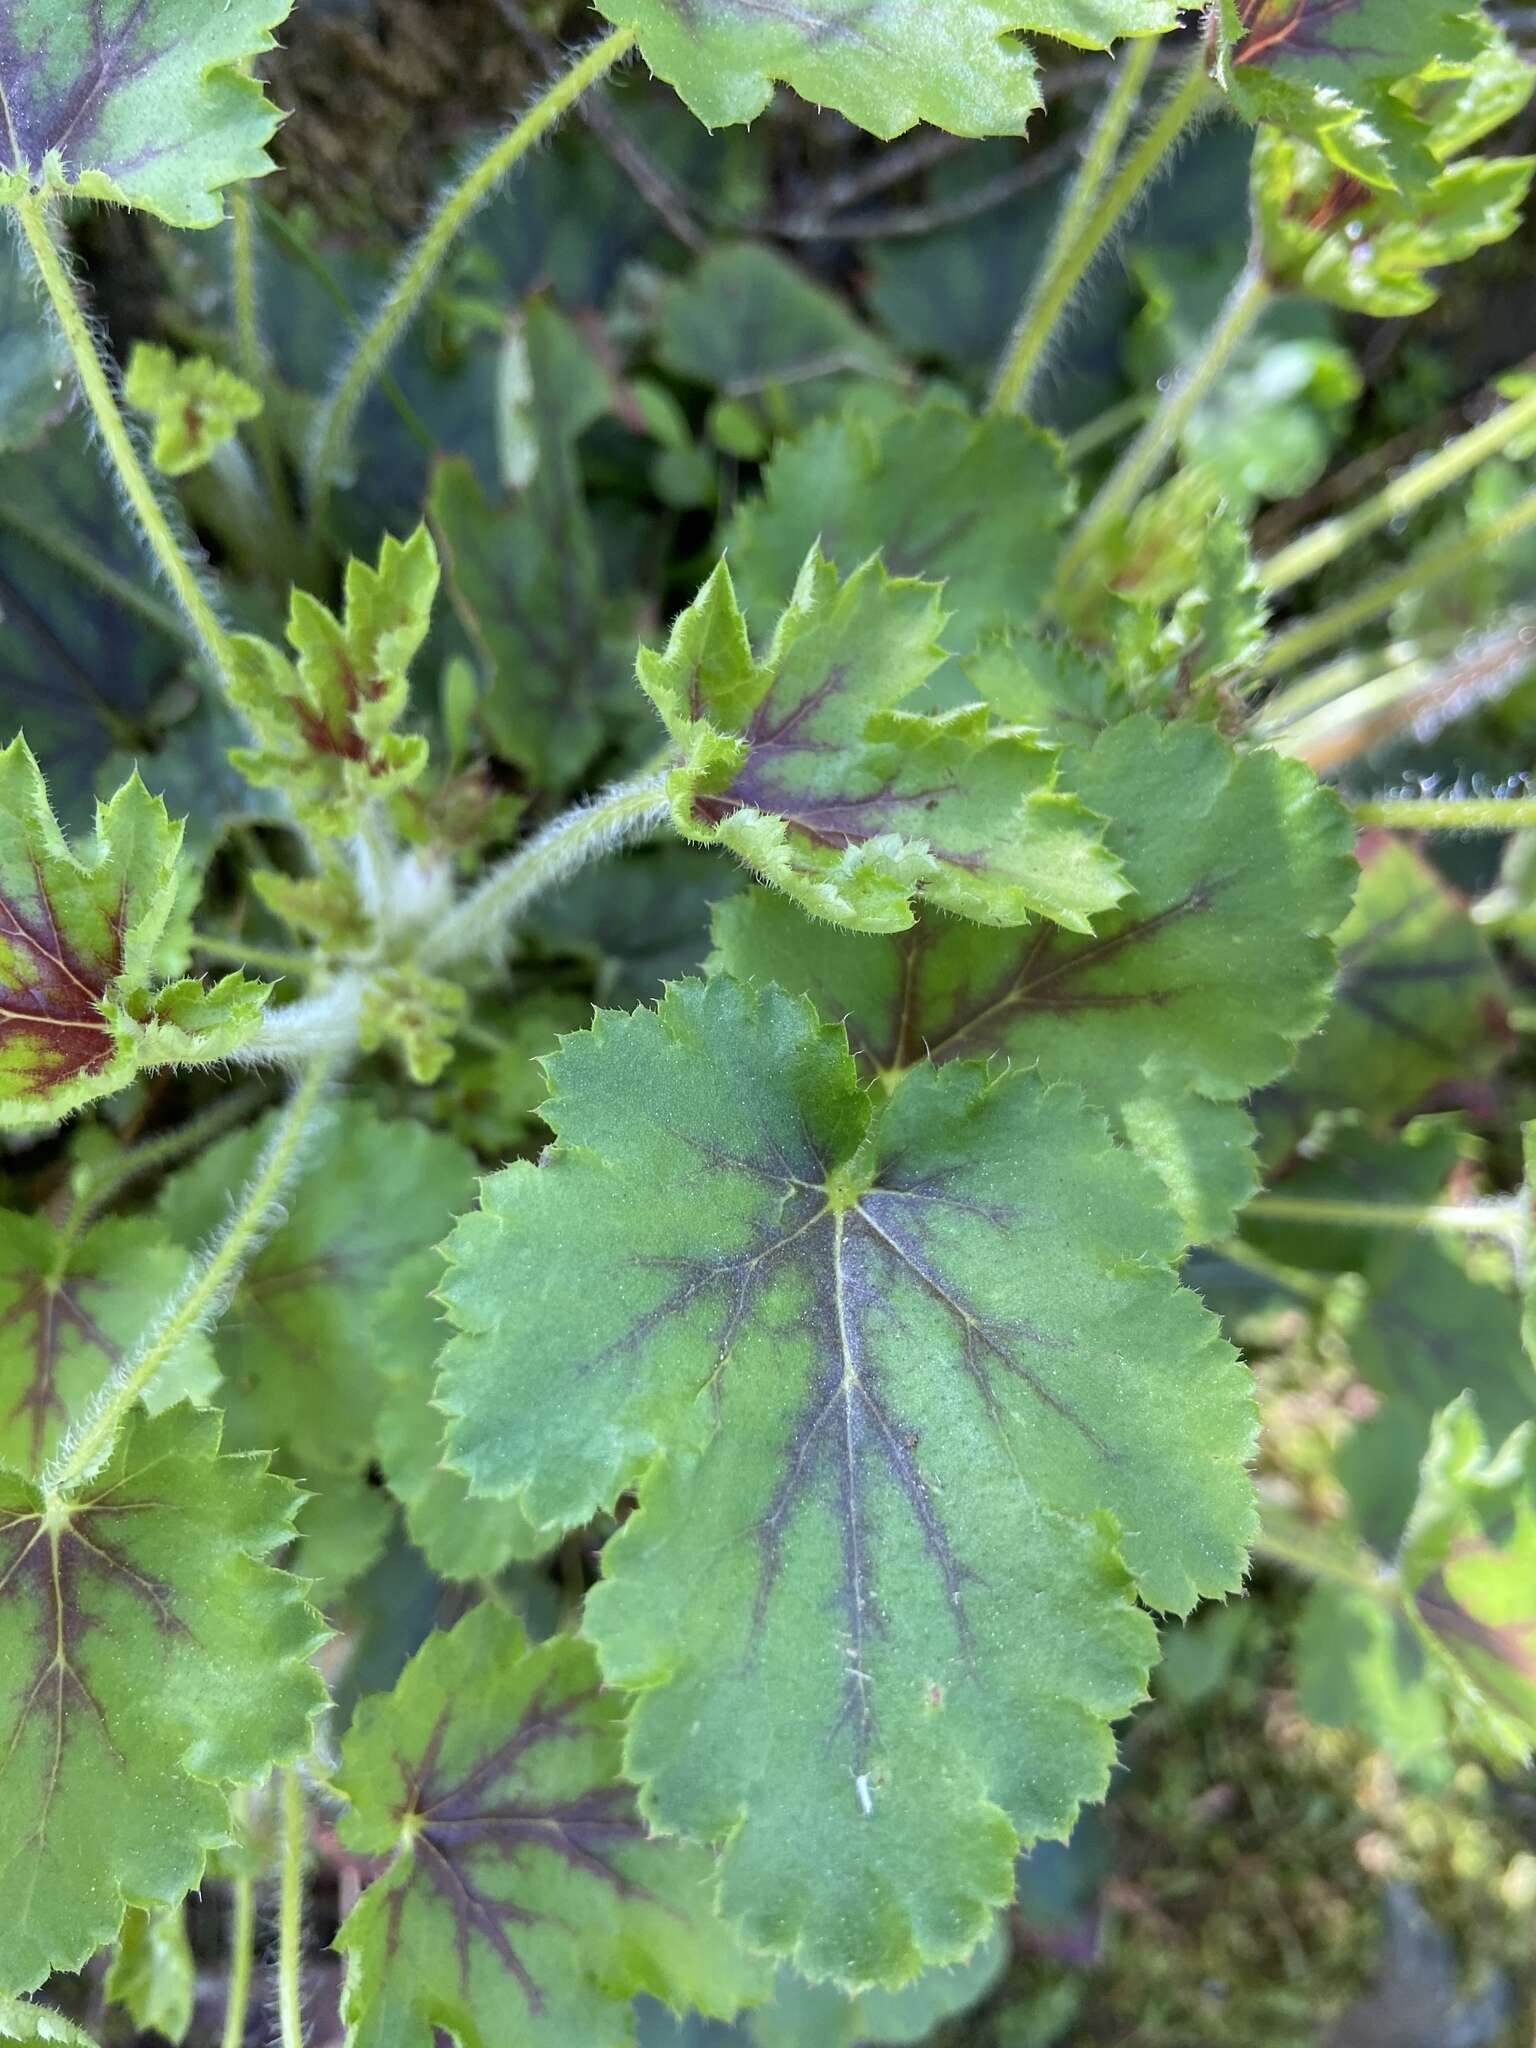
[0,1406,324,1993]
[0,738,268,1127]
[726,397,1073,659]
[530,845,740,1010]
[714,718,1354,1237]
[123,345,261,478]
[334,1602,767,2048]
[0,234,68,455]
[157,1102,474,1473]
[592,0,1179,139]
[436,978,1252,1980]
[0,1214,216,1478]
[0,0,292,227]
[640,549,1125,934]
[104,1906,193,2044]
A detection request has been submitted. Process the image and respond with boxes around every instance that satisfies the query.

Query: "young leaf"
[0,1214,217,1477]
[0,1405,324,1994]
[0,1,293,228]
[228,528,437,836]
[1399,1396,1536,1765]
[123,345,262,478]
[1212,0,1487,194]
[104,1905,193,2045]
[638,550,1126,935]
[713,718,1355,1239]
[0,738,268,1127]
[436,979,1253,1980]
[375,1256,550,1582]
[334,1602,768,2047]
[591,1,1178,140]
[156,1102,475,1474]
[725,398,1073,657]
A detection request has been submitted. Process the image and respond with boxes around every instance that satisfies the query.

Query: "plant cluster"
[0,1,1534,2043]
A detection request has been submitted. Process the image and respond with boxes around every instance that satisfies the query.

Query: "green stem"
[1060,390,1152,465]
[1262,377,1536,594]
[306,27,635,519]
[1057,257,1271,590]
[220,1865,256,2048]
[990,51,1213,418]
[417,768,670,971]
[53,1083,268,1271]
[990,35,1162,415]
[229,185,301,569]
[1254,1517,1394,1598]
[1251,1191,1526,1240]
[1352,795,1536,832]
[13,191,245,703]
[277,1768,307,2048]
[1252,486,1536,681]
[192,931,319,977]
[42,1058,334,1497]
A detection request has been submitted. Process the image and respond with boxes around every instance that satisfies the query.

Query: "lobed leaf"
[334,1602,767,2048]
[0,0,293,228]
[593,0,1179,139]
[639,549,1126,935]
[714,718,1355,1238]
[123,345,262,478]
[0,1406,325,1993]
[0,738,267,1127]
[436,978,1254,1981]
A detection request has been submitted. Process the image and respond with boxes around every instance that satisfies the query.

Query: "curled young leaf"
[592,0,1178,139]
[123,345,262,478]
[436,978,1253,1981]
[0,1,293,228]
[714,718,1355,1239]
[334,1602,767,2047]
[0,738,268,1128]
[0,1406,325,1994]
[228,527,437,836]
[639,550,1126,935]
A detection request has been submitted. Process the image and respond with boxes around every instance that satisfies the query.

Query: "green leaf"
[228,527,437,836]
[1252,126,1535,317]
[0,1,292,228]
[591,0,1179,139]
[0,235,68,455]
[436,978,1253,1981]
[639,550,1125,935]
[0,1214,217,1478]
[713,718,1354,1239]
[1214,0,1489,194]
[0,738,268,1127]
[334,1601,768,2048]
[358,966,466,1086]
[0,1405,324,1994]
[375,1256,549,1583]
[1293,1578,1446,1772]
[1259,834,1508,1152]
[104,1905,193,2044]
[156,1101,475,1474]
[0,2000,97,2048]
[123,345,262,478]
[530,846,741,1010]
[1399,1396,1536,1764]
[726,398,1073,661]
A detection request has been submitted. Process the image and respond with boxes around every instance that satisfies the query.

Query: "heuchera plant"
[0,1,1534,2042]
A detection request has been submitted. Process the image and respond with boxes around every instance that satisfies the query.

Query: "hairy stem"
[418,768,670,971]
[220,1865,256,2048]
[991,51,1213,416]
[1253,486,1536,681]
[192,932,319,977]
[42,1059,335,1497]
[1262,378,1536,594]
[1352,795,1536,831]
[1251,1191,1526,1242]
[1057,256,1271,590]
[306,27,634,519]
[277,1769,307,2048]
[13,191,245,702]
[990,34,1161,414]
[1254,1515,1395,1598]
